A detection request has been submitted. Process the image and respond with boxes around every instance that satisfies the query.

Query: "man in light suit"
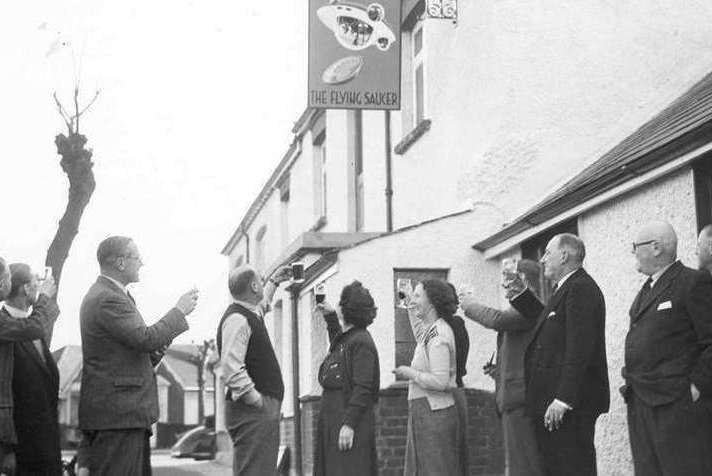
[0,257,58,476]
[509,234,609,476]
[622,221,712,476]
[460,259,544,476]
[77,236,199,476]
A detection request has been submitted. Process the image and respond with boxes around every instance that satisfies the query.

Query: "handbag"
[319,343,346,390]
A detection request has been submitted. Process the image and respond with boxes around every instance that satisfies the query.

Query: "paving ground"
[151,452,230,476]
[62,450,231,476]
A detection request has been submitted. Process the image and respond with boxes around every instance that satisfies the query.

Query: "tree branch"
[77,90,100,118]
[53,92,73,134]
[74,87,80,134]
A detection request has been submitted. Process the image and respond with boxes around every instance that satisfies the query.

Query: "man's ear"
[560,249,569,265]
[251,278,259,293]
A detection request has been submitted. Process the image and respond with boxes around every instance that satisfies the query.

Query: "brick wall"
[290,386,504,475]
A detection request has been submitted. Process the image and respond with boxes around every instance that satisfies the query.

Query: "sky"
[0,0,308,350]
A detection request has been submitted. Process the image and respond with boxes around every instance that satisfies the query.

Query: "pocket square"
[657,301,672,311]
[547,311,556,319]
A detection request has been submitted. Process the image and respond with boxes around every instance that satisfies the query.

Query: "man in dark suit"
[697,223,712,275]
[0,258,58,476]
[622,221,712,476]
[3,263,62,475]
[77,236,199,476]
[461,259,544,476]
[509,234,609,476]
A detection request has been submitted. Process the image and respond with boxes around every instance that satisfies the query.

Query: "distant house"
[52,344,214,448]
[155,344,216,426]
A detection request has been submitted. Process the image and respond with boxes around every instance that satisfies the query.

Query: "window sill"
[310,216,327,232]
[394,119,432,155]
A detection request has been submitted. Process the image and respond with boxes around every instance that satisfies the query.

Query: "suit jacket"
[12,332,61,470]
[511,268,610,417]
[463,302,537,413]
[78,276,189,430]
[0,295,58,446]
[622,261,712,406]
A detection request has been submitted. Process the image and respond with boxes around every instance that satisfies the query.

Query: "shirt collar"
[100,274,128,294]
[555,268,580,290]
[233,298,260,315]
[651,262,675,286]
[2,302,30,318]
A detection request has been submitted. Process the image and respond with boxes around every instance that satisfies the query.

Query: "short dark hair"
[97,236,133,267]
[338,280,377,329]
[517,259,542,298]
[8,263,33,300]
[420,279,459,319]
[228,266,258,299]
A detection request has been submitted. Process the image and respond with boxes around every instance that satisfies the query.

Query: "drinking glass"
[396,278,412,308]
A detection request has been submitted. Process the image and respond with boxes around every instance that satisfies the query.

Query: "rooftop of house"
[474,69,712,252]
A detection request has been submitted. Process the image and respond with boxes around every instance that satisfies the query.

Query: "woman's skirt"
[314,389,377,476]
[404,397,467,476]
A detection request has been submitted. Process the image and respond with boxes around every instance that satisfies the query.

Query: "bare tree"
[192,339,216,425]
[45,86,99,343]
[47,87,99,286]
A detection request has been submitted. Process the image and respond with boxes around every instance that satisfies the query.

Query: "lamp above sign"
[425,0,457,21]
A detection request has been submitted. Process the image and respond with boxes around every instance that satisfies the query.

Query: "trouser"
[533,412,597,476]
[226,395,281,476]
[502,407,544,476]
[627,391,712,476]
[76,428,151,476]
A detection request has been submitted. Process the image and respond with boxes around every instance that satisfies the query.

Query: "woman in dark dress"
[313,281,380,476]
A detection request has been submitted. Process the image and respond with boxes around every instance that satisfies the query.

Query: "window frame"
[412,22,426,128]
[392,268,450,375]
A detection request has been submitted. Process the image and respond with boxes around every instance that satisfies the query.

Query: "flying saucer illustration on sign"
[322,56,364,85]
[317,1,396,85]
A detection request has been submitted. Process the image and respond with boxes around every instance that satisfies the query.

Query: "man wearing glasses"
[622,221,712,475]
[76,236,200,475]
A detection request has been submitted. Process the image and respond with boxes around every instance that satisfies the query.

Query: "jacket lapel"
[529,269,584,343]
[630,262,682,323]
[18,340,50,375]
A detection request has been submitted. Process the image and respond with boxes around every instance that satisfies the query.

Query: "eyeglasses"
[631,240,656,252]
[120,254,143,265]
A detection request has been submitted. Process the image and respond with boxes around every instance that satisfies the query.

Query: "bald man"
[697,224,712,275]
[622,221,712,476]
[217,264,291,476]
[509,234,609,476]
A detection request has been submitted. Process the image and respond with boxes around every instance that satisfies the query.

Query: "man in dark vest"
[217,264,290,476]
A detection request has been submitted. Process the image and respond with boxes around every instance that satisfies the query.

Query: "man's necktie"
[635,278,653,314]
[640,277,652,299]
